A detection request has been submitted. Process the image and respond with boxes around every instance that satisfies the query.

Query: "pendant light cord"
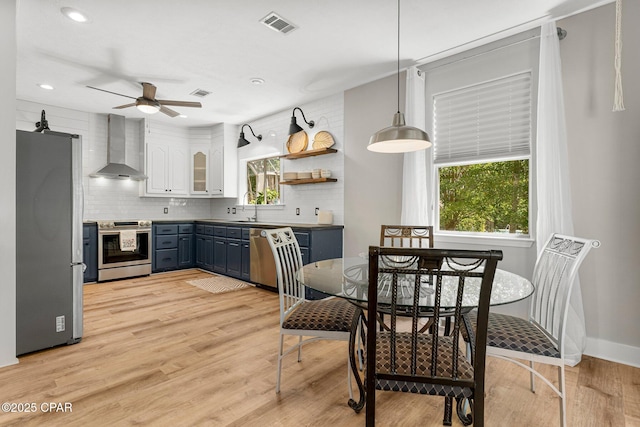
[397,0,400,114]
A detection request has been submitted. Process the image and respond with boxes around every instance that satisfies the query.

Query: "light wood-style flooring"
[1,269,638,426]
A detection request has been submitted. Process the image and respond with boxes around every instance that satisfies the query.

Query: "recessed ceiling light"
[250,78,265,85]
[61,7,89,23]
[178,114,187,118]
[38,84,54,90]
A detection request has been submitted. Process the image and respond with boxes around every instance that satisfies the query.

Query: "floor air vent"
[261,12,297,34]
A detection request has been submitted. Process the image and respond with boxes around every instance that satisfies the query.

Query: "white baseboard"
[0,357,19,369]
[584,337,640,368]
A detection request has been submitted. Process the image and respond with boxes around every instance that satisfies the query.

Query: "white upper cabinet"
[190,145,210,195]
[142,120,188,196]
[209,123,238,198]
[141,120,237,198]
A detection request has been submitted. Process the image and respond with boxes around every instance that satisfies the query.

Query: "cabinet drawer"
[226,227,242,239]
[294,232,310,247]
[242,228,250,240]
[155,235,178,249]
[213,226,227,237]
[155,248,178,269]
[179,224,194,234]
[195,224,205,234]
[155,224,179,235]
[204,225,214,235]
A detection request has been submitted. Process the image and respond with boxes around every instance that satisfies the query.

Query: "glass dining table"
[295,256,535,414]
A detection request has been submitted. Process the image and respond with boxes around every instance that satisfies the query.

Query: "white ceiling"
[16,0,609,128]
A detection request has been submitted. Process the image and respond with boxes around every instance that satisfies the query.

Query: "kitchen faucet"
[243,191,258,222]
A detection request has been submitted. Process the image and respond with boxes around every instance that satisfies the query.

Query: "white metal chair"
[462,233,600,427]
[264,227,362,398]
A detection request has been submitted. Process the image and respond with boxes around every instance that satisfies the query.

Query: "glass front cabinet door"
[190,146,209,195]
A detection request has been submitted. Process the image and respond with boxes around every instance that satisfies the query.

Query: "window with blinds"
[433,72,531,235]
[433,72,532,164]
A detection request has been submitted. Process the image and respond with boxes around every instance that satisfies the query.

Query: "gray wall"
[344,72,406,257]
[0,0,17,367]
[343,3,640,365]
[559,3,640,360]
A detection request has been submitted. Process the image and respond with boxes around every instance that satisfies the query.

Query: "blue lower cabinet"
[241,240,250,281]
[178,234,194,268]
[156,249,178,270]
[83,223,98,283]
[195,234,214,271]
[153,223,195,272]
[213,238,227,273]
[226,239,242,278]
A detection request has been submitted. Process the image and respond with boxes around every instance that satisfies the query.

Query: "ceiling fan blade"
[159,105,180,117]
[113,103,136,109]
[157,100,202,108]
[87,85,137,100]
[141,82,157,100]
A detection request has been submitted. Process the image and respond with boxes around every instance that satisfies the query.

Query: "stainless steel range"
[97,220,152,281]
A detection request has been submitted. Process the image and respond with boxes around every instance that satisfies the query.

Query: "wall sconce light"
[237,124,263,148]
[368,0,431,153]
[288,107,315,135]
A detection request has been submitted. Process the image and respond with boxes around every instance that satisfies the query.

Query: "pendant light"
[237,124,262,148]
[368,0,431,153]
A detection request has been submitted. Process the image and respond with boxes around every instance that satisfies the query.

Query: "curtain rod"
[419,27,566,72]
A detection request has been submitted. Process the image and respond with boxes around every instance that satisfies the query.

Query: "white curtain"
[536,21,585,366]
[401,66,430,226]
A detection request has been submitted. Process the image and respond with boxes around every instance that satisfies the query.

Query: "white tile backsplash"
[17,93,344,224]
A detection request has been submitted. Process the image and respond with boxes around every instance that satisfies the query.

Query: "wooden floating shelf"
[282,147,337,160]
[280,178,338,185]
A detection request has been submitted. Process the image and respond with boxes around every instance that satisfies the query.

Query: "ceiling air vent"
[261,12,297,34]
[190,88,212,98]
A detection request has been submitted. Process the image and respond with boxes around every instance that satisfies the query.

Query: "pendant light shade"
[368,112,431,153]
[368,0,431,153]
[237,124,262,148]
[288,107,315,135]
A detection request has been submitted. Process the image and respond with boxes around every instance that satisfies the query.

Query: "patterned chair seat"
[375,331,474,398]
[282,298,359,332]
[463,311,560,358]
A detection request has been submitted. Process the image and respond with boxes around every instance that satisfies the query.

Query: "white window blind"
[433,72,532,164]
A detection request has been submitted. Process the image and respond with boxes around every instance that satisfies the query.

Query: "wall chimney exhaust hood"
[90,114,147,180]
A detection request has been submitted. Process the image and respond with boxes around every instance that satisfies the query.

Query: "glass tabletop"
[296,257,534,309]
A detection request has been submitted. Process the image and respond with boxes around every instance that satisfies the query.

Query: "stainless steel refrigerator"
[16,130,84,356]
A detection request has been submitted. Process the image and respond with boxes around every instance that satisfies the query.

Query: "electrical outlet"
[232,207,236,214]
[315,207,319,216]
[163,207,168,214]
[296,208,300,215]
[227,207,230,214]
[56,315,65,332]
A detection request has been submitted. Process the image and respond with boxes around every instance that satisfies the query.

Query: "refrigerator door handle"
[70,261,86,272]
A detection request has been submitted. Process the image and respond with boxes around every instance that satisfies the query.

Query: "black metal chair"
[365,246,503,427]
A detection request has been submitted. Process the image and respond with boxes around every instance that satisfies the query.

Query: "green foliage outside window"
[439,160,529,234]
[246,157,280,205]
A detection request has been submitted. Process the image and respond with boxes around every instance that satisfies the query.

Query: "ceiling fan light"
[136,99,160,114]
[368,112,432,153]
[60,7,88,23]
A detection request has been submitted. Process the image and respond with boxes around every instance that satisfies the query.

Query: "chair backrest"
[264,227,305,325]
[380,225,434,248]
[530,233,600,354]
[367,246,503,399]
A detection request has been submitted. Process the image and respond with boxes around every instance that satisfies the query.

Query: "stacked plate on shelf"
[283,172,298,181]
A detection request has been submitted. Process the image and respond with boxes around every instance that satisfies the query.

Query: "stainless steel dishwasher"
[249,228,277,290]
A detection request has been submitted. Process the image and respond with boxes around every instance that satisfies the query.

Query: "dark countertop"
[83,219,343,230]
[152,219,343,230]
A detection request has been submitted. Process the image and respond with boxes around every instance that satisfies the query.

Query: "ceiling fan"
[87,82,202,117]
